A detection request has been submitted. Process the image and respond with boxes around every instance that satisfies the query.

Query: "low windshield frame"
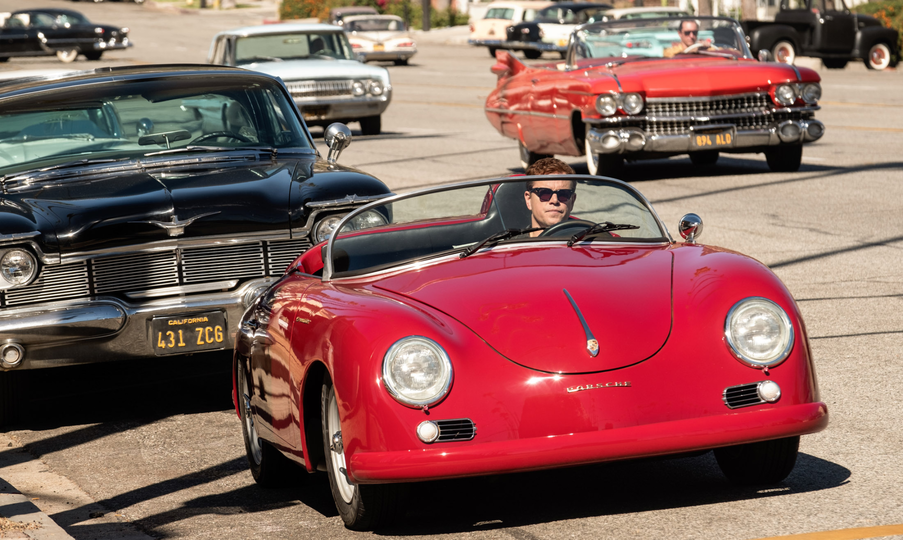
[323,175,672,281]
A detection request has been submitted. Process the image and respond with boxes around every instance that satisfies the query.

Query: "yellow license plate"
[373,44,385,51]
[152,311,227,355]
[557,39,568,46]
[691,128,735,149]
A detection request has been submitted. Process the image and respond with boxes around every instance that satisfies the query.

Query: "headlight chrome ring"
[0,249,39,289]
[315,215,345,243]
[800,82,821,104]
[774,84,798,106]
[724,297,794,369]
[621,93,644,115]
[383,336,453,408]
[595,94,618,116]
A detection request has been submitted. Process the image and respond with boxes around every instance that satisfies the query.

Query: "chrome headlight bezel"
[621,93,644,115]
[315,215,345,243]
[596,94,618,116]
[774,83,799,106]
[724,297,795,369]
[382,336,453,408]
[0,248,39,290]
[352,80,366,97]
[368,80,384,96]
[800,82,821,104]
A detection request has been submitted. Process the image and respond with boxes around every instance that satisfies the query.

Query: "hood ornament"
[563,289,599,357]
[131,211,220,237]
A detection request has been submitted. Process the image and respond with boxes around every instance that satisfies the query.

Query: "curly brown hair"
[525,158,575,189]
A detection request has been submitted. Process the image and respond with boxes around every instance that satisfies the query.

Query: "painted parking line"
[756,524,903,540]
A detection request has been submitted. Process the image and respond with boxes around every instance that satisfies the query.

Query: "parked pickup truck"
[743,0,899,70]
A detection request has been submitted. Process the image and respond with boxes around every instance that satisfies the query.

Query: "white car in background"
[208,23,391,136]
[468,1,551,57]
[343,14,417,65]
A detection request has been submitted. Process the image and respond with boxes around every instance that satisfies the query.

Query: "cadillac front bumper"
[294,94,391,123]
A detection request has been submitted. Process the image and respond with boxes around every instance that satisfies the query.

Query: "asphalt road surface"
[1,1,902,539]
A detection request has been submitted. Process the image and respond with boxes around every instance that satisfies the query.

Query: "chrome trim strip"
[306,193,394,209]
[646,92,768,103]
[563,289,599,357]
[124,280,240,299]
[485,108,571,120]
[0,302,126,343]
[0,232,40,244]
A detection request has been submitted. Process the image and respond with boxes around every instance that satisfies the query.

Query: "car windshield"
[326,176,668,279]
[235,32,355,63]
[573,17,753,61]
[0,76,312,177]
[346,18,406,32]
[485,7,516,20]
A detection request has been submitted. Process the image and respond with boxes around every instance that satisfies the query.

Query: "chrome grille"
[647,115,774,136]
[285,80,354,98]
[435,418,476,442]
[94,252,179,294]
[0,239,313,308]
[647,94,773,117]
[723,382,765,409]
[3,262,90,307]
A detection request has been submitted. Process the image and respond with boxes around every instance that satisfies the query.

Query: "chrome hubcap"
[327,389,355,504]
[330,430,344,454]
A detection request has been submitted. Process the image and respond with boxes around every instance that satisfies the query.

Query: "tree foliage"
[280,0,468,28]
[852,0,902,63]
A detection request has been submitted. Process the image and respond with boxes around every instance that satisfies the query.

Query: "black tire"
[0,57,9,63]
[690,151,719,166]
[715,436,800,485]
[237,358,300,487]
[84,51,103,61]
[523,49,542,59]
[359,115,381,136]
[765,144,803,172]
[488,46,498,58]
[822,58,848,69]
[321,373,405,530]
[393,58,408,66]
[518,139,551,171]
[0,370,24,427]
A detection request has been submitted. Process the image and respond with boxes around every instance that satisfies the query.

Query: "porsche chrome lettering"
[567,381,631,393]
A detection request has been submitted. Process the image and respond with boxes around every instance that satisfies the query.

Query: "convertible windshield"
[573,17,753,62]
[0,76,311,176]
[234,32,355,64]
[327,177,668,278]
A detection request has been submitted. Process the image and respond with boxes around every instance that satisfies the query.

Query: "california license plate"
[373,44,385,51]
[691,127,735,149]
[301,105,329,120]
[152,311,227,356]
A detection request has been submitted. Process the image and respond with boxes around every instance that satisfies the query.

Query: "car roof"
[0,64,279,100]
[605,6,687,15]
[11,8,85,17]
[343,14,405,22]
[484,1,554,7]
[214,23,344,38]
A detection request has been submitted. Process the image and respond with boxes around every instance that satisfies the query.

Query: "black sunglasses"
[683,30,698,35]
[530,188,575,202]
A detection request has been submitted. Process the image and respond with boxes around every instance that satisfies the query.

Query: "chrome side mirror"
[678,213,703,244]
[758,49,772,62]
[324,122,352,164]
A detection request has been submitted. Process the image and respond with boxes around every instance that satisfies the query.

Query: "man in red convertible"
[524,158,577,236]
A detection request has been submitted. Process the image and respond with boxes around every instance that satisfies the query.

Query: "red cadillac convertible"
[234,175,828,530]
[485,17,825,174]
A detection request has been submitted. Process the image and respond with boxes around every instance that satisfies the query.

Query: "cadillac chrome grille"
[647,94,773,117]
[0,239,311,308]
[435,418,476,442]
[285,80,353,99]
[723,382,765,409]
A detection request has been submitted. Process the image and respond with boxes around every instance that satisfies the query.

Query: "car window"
[30,13,56,27]
[347,18,404,32]
[57,13,89,26]
[6,14,28,28]
[0,77,312,177]
[523,8,539,21]
[485,8,516,19]
[235,32,355,63]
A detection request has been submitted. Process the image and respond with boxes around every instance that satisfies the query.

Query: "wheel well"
[571,111,586,156]
[303,362,327,472]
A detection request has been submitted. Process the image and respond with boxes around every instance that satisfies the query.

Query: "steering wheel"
[190,131,252,144]
[681,42,708,54]
[538,219,596,238]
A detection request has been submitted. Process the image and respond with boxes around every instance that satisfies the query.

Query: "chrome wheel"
[867,42,891,70]
[56,49,78,63]
[327,386,355,504]
[239,366,262,465]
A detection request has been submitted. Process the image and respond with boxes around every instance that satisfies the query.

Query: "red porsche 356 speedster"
[233,175,827,530]
[485,17,825,174]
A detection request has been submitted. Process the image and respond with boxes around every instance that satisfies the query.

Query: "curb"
[0,479,73,540]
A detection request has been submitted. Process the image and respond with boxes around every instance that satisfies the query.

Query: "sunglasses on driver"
[683,30,698,36]
[530,188,575,203]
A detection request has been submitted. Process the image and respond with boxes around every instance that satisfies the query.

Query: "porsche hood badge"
[563,289,600,358]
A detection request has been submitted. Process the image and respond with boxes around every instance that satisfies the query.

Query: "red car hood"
[374,246,672,374]
[588,58,803,97]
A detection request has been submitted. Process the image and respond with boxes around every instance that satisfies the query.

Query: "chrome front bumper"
[92,38,132,51]
[586,119,826,155]
[360,50,416,62]
[0,277,276,371]
[295,94,391,122]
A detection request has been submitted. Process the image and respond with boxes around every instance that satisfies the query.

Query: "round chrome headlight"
[725,297,794,368]
[315,215,345,243]
[621,93,644,115]
[595,94,618,116]
[352,81,366,97]
[800,83,821,104]
[774,84,798,106]
[383,336,452,407]
[346,209,388,231]
[369,81,384,96]
[0,249,38,289]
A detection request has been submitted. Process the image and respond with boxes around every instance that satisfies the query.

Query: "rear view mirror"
[758,49,772,62]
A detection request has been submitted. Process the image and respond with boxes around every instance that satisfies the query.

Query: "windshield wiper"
[143,145,278,158]
[567,222,639,247]
[459,227,544,258]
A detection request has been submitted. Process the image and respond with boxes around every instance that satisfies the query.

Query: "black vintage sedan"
[0,66,391,423]
[0,8,131,63]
